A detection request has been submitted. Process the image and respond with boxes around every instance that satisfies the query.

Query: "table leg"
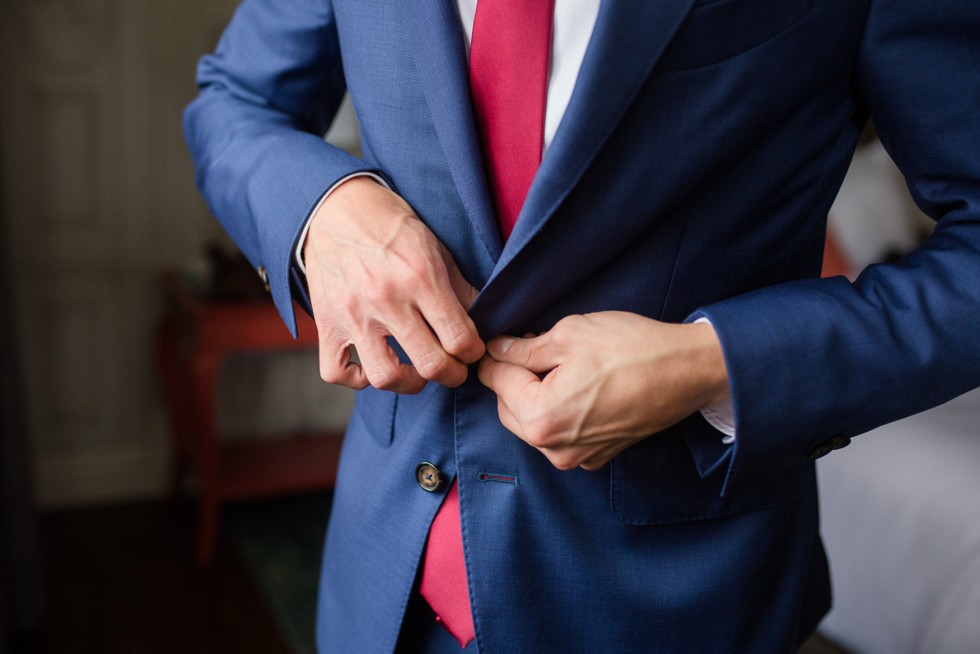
[157,315,188,499]
[189,350,221,566]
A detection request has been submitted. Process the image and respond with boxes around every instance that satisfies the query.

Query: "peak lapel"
[487,0,698,280]
[407,0,502,272]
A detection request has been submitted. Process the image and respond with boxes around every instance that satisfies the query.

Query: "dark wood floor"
[25,498,847,654]
[33,500,289,654]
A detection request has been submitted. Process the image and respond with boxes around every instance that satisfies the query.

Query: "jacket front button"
[416,462,443,492]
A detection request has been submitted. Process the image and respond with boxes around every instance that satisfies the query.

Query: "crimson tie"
[419,0,554,648]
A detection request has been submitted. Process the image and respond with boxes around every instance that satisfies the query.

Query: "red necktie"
[419,0,554,647]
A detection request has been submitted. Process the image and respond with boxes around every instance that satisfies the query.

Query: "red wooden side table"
[157,273,343,565]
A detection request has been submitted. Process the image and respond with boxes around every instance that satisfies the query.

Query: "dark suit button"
[257,265,270,292]
[809,435,851,460]
[416,462,442,492]
[809,443,833,460]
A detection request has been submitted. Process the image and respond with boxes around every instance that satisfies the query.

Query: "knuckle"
[550,315,585,343]
[547,451,580,471]
[442,323,481,359]
[319,362,344,385]
[317,336,349,386]
[331,295,359,323]
[371,372,400,390]
[361,360,396,387]
[414,349,452,379]
[519,343,538,368]
[406,255,434,282]
[548,324,572,348]
[364,280,396,306]
[439,322,467,351]
[395,248,436,284]
[524,416,557,448]
[523,428,545,448]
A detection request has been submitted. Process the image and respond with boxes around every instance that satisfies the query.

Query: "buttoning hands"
[304,177,485,393]
[304,180,730,470]
[478,312,730,470]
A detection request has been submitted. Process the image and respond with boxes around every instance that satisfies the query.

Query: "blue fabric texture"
[184,0,980,651]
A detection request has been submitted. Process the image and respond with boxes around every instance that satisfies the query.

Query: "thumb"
[486,333,560,374]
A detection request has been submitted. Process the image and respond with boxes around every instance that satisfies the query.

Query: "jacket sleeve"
[689,0,980,493]
[183,0,380,336]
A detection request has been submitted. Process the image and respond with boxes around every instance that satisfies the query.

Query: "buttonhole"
[478,472,519,486]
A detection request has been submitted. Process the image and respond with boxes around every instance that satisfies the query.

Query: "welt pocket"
[657,0,814,72]
[351,386,397,448]
[609,422,803,526]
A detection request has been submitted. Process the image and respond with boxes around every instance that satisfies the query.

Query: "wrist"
[298,173,387,272]
[688,321,731,409]
[303,175,384,262]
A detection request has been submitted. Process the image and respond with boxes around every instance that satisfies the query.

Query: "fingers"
[478,356,552,443]
[495,392,612,471]
[318,318,468,391]
[309,273,371,391]
[485,332,561,374]
[317,323,428,393]
[318,339,370,390]
[478,356,542,411]
[577,443,625,471]
[480,318,626,473]
[422,250,484,364]
[417,289,485,365]
[354,331,427,394]
[488,374,577,470]
[494,396,523,438]
[389,314,469,387]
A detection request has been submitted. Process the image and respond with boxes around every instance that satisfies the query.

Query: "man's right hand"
[303,176,485,393]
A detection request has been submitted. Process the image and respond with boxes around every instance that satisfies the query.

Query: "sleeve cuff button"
[257,265,270,292]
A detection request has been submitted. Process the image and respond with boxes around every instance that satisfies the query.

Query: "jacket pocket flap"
[658,0,813,71]
[610,421,803,526]
[351,386,398,448]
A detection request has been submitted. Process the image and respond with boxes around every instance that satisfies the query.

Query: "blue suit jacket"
[184,0,980,651]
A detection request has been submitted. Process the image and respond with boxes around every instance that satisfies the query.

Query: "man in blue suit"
[185,0,980,651]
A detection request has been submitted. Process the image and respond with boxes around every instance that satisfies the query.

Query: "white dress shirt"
[296,0,737,439]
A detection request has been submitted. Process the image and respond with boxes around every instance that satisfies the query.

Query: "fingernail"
[489,336,516,354]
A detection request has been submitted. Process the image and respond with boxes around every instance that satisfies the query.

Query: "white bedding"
[817,388,980,653]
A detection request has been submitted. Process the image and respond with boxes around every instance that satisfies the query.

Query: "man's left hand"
[478,312,730,471]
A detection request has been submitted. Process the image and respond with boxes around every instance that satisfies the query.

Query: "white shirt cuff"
[701,401,736,444]
[293,172,389,275]
[694,317,736,443]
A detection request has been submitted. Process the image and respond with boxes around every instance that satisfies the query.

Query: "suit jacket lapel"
[487,0,699,281]
[407,0,502,274]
